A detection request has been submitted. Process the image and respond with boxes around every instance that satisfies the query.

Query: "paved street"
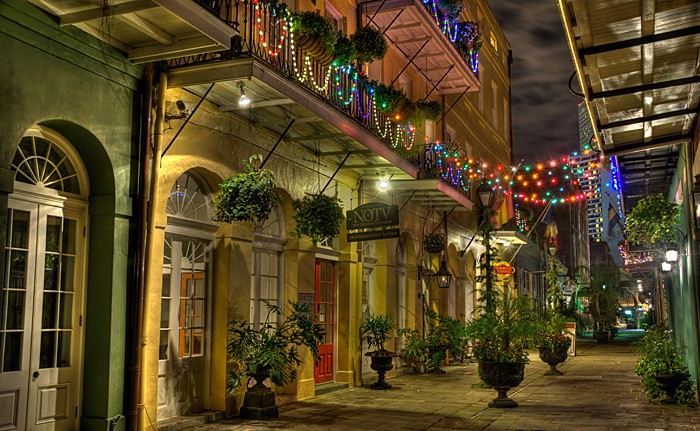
[175,330,700,430]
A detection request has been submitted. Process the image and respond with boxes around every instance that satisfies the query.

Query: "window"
[250,205,285,328]
[324,2,344,32]
[503,97,509,138]
[489,31,498,51]
[425,120,435,142]
[397,75,411,100]
[445,125,457,144]
[491,82,499,130]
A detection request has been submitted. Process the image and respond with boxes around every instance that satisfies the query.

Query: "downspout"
[139,71,168,430]
[127,63,154,431]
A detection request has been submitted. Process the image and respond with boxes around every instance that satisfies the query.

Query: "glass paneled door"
[314,259,335,384]
[0,200,85,431]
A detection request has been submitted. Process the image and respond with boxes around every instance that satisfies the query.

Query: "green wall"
[1,1,143,429]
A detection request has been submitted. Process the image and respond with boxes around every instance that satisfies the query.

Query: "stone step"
[314,381,349,396]
[157,410,225,431]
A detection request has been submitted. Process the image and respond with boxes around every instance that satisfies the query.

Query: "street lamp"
[547,242,558,257]
[435,257,452,289]
[476,181,496,312]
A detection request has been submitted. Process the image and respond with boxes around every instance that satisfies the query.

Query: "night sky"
[487,0,582,164]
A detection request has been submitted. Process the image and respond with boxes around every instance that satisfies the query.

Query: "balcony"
[165,0,479,210]
[28,0,238,62]
[360,0,481,94]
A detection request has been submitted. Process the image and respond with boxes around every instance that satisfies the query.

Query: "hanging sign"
[346,202,400,242]
[492,260,515,281]
[346,202,399,230]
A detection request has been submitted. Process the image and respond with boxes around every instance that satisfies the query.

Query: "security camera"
[165,100,195,119]
[176,100,195,117]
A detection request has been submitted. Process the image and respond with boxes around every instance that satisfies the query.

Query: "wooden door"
[314,259,335,383]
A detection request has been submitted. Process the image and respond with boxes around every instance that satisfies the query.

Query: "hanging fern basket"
[292,193,345,244]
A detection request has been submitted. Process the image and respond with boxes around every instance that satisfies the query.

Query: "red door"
[314,259,335,383]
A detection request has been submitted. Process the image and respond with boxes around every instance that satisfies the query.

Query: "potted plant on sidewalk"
[634,325,697,406]
[360,311,397,389]
[227,300,324,419]
[537,254,571,375]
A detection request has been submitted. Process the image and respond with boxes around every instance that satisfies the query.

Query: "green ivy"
[214,160,279,226]
[291,193,345,244]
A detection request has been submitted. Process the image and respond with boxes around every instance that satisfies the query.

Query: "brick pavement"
[169,330,700,430]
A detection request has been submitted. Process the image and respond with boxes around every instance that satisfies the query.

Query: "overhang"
[28,0,237,63]
[361,0,480,95]
[557,0,700,210]
[389,179,474,211]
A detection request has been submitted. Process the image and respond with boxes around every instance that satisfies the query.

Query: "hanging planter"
[625,193,680,247]
[290,11,338,59]
[213,156,280,228]
[332,31,357,66]
[292,193,345,244]
[423,232,446,254]
[407,100,442,124]
[351,25,388,64]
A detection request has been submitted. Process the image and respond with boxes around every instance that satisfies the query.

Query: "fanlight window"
[166,173,211,221]
[12,135,81,195]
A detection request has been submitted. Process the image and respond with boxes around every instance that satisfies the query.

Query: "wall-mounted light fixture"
[661,261,672,272]
[238,82,251,106]
[665,249,679,263]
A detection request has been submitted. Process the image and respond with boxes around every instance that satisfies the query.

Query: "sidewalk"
[174,331,700,430]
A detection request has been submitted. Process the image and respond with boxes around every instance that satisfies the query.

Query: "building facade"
[1,0,512,430]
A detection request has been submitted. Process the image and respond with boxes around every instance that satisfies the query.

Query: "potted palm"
[227,300,324,419]
[291,192,345,244]
[424,310,469,373]
[397,327,429,374]
[360,311,397,389]
[214,156,280,228]
[467,290,537,408]
[579,262,622,342]
[634,325,697,406]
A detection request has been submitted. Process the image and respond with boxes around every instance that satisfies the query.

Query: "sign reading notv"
[346,202,400,242]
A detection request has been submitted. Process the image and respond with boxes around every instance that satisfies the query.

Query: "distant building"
[571,103,624,266]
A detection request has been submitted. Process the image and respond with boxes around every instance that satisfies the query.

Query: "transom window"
[12,134,81,195]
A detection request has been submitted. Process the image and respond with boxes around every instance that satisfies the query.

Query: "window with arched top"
[12,127,87,199]
[166,173,213,222]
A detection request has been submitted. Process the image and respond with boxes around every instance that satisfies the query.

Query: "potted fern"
[537,254,571,375]
[227,300,325,419]
[214,156,280,228]
[292,192,345,244]
[290,11,337,59]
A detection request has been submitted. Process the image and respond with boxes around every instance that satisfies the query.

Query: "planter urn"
[366,350,397,389]
[654,372,690,401]
[537,345,568,376]
[239,367,279,420]
[478,361,526,408]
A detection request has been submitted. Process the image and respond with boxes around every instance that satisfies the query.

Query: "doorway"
[314,259,335,384]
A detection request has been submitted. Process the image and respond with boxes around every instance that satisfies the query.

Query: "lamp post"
[477,182,496,312]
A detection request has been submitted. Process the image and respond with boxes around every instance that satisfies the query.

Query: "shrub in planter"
[407,100,441,124]
[634,325,697,406]
[292,193,345,244]
[360,311,397,389]
[332,31,356,66]
[351,25,388,63]
[423,232,446,254]
[372,82,410,116]
[214,158,280,228]
[438,0,465,21]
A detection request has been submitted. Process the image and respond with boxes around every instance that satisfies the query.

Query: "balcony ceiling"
[559,0,700,211]
[361,0,480,95]
[28,0,237,63]
[167,58,477,211]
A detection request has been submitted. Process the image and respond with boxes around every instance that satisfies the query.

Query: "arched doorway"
[158,171,217,419]
[1,126,89,431]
